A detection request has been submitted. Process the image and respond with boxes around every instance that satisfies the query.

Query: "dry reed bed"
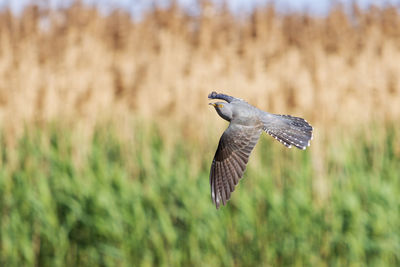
[0,2,399,140]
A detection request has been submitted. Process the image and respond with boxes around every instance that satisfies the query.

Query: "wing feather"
[210,123,262,209]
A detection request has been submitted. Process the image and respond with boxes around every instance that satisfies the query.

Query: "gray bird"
[208,91,313,209]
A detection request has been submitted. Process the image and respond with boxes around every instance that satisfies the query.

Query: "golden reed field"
[0,1,400,142]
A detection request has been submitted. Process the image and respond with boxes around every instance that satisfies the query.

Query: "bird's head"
[209,102,233,121]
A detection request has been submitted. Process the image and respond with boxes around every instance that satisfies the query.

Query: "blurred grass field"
[0,123,399,266]
[0,0,400,266]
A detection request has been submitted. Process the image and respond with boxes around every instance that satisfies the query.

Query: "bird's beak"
[209,103,217,107]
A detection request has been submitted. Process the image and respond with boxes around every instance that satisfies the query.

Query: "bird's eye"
[218,104,224,108]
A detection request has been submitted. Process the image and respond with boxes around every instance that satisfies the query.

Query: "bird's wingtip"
[208,91,218,99]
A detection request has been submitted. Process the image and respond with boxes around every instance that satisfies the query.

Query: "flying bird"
[208,91,313,209]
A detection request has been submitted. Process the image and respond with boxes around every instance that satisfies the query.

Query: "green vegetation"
[0,123,399,266]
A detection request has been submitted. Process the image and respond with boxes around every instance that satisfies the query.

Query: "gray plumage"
[208,91,313,209]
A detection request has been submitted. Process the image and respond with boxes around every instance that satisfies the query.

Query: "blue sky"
[0,0,399,17]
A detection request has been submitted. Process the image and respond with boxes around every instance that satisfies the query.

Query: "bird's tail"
[262,114,313,150]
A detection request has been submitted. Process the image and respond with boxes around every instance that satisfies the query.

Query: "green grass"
[0,123,399,266]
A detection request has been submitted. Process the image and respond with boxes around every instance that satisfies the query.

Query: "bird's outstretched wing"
[210,123,262,209]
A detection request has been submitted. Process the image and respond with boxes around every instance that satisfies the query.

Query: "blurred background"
[0,0,399,266]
